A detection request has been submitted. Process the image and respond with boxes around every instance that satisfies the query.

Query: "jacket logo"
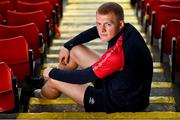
[89,97,95,105]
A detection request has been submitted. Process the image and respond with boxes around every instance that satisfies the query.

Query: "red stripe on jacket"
[92,35,124,78]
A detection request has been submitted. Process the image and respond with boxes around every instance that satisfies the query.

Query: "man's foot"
[33,89,46,98]
[33,89,42,98]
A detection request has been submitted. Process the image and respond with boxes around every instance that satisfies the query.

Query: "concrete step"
[15,112,180,119]
[1,112,180,119]
[28,96,175,112]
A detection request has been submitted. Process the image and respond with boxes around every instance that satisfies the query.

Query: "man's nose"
[101,25,106,32]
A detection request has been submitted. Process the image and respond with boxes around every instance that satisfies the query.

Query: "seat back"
[17,0,60,9]
[0,36,30,82]
[7,10,48,43]
[151,0,180,13]
[0,23,40,60]
[0,62,14,112]
[0,1,14,20]
[154,5,180,39]
[163,19,180,54]
[16,1,53,19]
[0,0,16,7]
[146,0,180,25]
[18,0,55,6]
[17,0,61,13]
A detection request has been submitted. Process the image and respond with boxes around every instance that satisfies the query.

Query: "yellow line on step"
[17,112,180,119]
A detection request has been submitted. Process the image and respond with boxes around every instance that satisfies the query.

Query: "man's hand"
[59,47,70,65]
[43,67,53,81]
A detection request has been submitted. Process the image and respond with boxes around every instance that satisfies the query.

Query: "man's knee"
[70,45,84,58]
[42,79,61,99]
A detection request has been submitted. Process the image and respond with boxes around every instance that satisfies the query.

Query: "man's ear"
[119,20,124,29]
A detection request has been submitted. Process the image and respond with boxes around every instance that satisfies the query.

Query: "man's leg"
[35,45,100,105]
[59,45,100,70]
[40,78,88,106]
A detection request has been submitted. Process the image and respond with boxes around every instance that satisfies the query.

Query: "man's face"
[96,12,124,42]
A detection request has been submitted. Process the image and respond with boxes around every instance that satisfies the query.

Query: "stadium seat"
[0,23,45,63]
[171,36,180,83]
[16,0,61,39]
[144,0,180,33]
[151,5,180,45]
[160,19,180,83]
[161,19,180,55]
[0,1,14,22]
[7,10,50,46]
[16,1,53,20]
[0,0,16,7]
[0,36,32,86]
[0,62,15,112]
[17,0,62,20]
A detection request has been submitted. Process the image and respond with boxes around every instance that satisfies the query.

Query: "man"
[34,2,153,112]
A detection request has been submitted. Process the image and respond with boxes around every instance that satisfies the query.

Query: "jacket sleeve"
[64,26,99,50]
[49,67,99,84]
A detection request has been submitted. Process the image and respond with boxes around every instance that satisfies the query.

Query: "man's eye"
[96,23,101,26]
[105,23,111,27]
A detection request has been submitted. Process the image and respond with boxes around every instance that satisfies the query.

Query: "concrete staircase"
[4,0,180,119]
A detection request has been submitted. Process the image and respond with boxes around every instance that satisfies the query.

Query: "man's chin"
[100,38,110,42]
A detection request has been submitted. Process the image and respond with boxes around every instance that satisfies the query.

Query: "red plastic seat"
[151,5,180,45]
[0,62,14,112]
[0,36,30,83]
[16,1,61,39]
[18,0,55,6]
[163,19,180,55]
[16,1,53,20]
[0,23,41,60]
[0,1,14,20]
[144,0,180,33]
[170,36,180,83]
[17,0,61,17]
[0,0,16,7]
[160,19,180,63]
[7,10,49,44]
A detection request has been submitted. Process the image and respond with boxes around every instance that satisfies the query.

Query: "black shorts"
[84,86,105,112]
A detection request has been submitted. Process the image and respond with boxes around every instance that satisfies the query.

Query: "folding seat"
[151,5,180,45]
[16,1,53,20]
[171,36,180,83]
[16,0,61,39]
[160,19,180,63]
[0,23,45,63]
[0,62,15,112]
[0,36,32,85]
[0,1,14,22]
[144,0,180,33]
[0,0,16,6]
[162,19,180,55]
[159,19,180,83]
[7,10,51,46]
[18,0,63,20]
